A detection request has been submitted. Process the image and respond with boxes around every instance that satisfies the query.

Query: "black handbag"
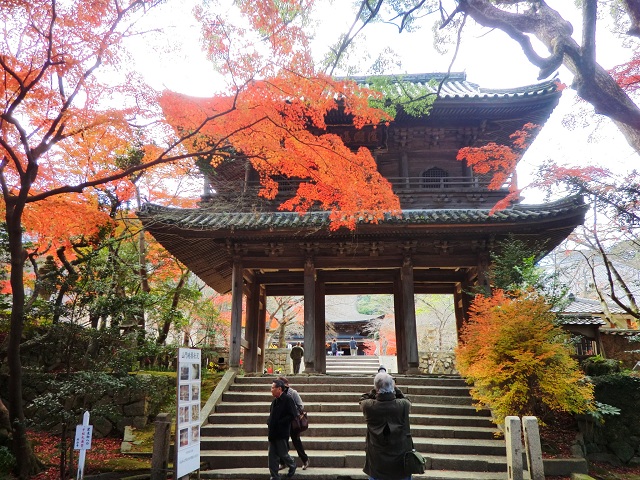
[404,448,426,474]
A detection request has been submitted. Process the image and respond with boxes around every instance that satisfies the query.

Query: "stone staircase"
[325,354,381,375]
[199,373,511,480]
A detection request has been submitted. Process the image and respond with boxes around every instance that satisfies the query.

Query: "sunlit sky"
[129,0,638,205]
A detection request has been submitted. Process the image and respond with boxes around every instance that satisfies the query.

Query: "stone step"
[199,467,519,480]
[207,411,495,428]
[222,387,473,402]
[199,372,507,479]
[202,423,499,440]
[229,382,472,395]
[213,401,486,416]
[325,367,379,374]
[235,373,467,386]
[200,449,509,472]
[235,374,468,387]
[325,356,380,363]
[199,436,506,455]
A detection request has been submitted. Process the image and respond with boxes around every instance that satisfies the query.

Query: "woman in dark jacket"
[360,373,413,480]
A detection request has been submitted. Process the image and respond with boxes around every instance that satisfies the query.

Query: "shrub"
[0,447,15,478]
[456,289,594,425]
[581,355,621,376]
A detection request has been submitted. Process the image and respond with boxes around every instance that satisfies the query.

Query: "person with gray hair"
[359,372,413,479]
[360,366,405,401]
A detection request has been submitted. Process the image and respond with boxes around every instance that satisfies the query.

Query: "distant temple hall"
[139,73,588,374]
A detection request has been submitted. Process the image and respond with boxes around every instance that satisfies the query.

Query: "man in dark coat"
[268,379,297,479]
[360,373,413,480]
[289,342,304,374]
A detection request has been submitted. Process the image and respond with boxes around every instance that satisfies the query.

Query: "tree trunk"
[157,271,188,345]
[6,204,42,478]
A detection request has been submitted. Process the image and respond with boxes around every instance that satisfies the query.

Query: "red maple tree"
[0,1,399,476]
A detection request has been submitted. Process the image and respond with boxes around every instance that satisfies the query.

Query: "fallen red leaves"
[28,430,127,479]
[539,412,579,458]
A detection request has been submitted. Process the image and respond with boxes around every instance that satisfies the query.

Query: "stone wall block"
[123,399,148,417]
[132,415,148,429]
[91,416,114,438]
[113,390,131,405]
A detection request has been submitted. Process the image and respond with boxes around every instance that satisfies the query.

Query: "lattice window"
[422,167,449,189]
[575,336,597,356]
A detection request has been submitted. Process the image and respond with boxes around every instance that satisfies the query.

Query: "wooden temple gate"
[139,73,588,374]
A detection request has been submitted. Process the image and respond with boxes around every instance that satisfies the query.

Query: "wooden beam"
[241,254,480,270]
[264,282,457,296]
[254,268,468,286]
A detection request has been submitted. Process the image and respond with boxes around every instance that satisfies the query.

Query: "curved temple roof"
[346,72,560,100]
[140,196,585,232]
[138,196,588,294]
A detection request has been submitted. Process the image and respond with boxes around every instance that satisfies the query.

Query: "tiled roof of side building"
[556,316,607,326]
[600,328,640,336]
[561,296,628,315]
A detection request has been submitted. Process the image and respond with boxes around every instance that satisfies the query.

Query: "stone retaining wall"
[419,351,458,374]
[1,372,174,438]
[264,348,292,374]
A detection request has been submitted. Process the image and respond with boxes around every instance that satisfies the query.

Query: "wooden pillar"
[476,251,492,296]
[401,257,419,373]
[257,286,267,373]
[229,257,244,369]
[393,271,407,374]
[243,278,260,373]
[453,282,466,339]
[303,257,317,372]
[314,280,326,374]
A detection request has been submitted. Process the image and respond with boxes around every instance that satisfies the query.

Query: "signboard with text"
[175,348,201,478]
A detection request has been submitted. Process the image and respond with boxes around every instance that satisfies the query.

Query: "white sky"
[129,0,639,205]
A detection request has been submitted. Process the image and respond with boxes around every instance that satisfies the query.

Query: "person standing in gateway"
[349,336,358,356]
[290,342,304,374]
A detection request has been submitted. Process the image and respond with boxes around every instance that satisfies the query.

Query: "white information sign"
[74,425,93,450]
[74,411,92,480]
[175,348,201,478]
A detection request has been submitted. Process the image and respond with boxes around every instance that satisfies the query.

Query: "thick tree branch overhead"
[455,1,640,147]
[343,0,640,154]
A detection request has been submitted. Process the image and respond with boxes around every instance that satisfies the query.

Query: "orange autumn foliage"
[160,75,401,230]
[456,123,540,209]
[456,289,593,425]
[0,2,400,473]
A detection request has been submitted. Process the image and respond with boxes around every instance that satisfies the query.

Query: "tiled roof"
[347,72,559,100]
[561,296,627,315]
[139,195,585,232]
[556,316,607,326]
[600,328,640,336]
